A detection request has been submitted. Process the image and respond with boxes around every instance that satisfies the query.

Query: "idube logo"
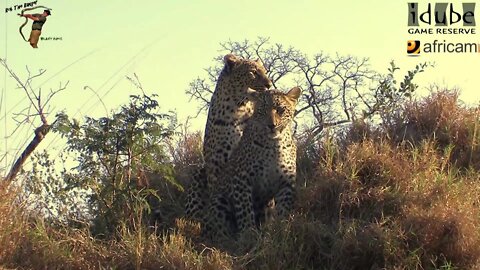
[408,2,476,27]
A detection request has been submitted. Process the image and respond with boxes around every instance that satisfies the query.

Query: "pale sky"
[1,0,479,172]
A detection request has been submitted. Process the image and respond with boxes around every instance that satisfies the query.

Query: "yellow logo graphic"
[407,40,421,54]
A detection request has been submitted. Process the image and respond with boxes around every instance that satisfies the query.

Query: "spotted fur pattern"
[184,54,272,222]
[205,87,301,239]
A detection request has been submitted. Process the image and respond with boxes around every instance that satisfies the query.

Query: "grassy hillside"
[1,89,479,269]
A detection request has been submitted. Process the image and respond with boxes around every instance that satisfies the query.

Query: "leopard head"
[222,54,272,92]
[248,87,301,138]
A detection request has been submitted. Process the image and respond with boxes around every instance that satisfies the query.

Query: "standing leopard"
[184,54,272,221]
[205,87,301,239]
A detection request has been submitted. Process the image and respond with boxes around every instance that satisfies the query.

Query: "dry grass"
[244,137,480,269]
[0,182,27,267]
[0,179,232,270]
[389,89,480,170]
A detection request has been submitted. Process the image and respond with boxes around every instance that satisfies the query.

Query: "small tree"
[53,92,178,234]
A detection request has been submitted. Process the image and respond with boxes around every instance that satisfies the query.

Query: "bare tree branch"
[0,58,67,182]
[185,38,428,142]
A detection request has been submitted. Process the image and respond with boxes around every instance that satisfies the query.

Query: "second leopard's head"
[247,87,301,137]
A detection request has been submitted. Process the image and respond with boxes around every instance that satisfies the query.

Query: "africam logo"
[407,40,421,55]
[407,39,480,55]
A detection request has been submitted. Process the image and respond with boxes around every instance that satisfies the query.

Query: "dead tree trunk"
[4,124,50,182]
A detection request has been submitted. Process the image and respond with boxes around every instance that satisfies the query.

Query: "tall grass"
[386,89,480,169]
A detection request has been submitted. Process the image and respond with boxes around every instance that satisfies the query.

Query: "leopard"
[204,87,301,240]
[184,54,272,222]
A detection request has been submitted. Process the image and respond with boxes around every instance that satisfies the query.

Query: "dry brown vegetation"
[1,88,480,269]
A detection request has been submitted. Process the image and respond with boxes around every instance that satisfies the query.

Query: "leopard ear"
[246,88,260,100]
[286,87,301,102]
[223,54,239,74]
